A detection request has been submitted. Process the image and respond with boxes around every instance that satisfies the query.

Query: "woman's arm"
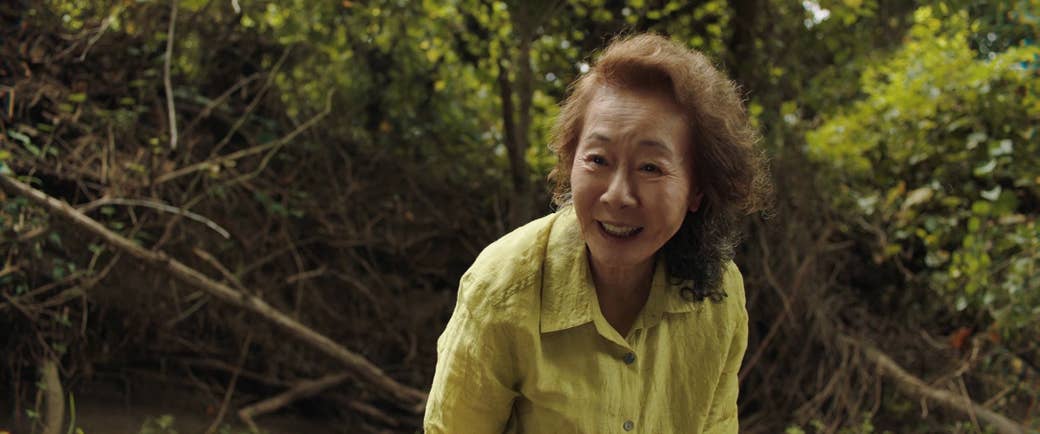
[424,284,520,433]
[703,264,750,434]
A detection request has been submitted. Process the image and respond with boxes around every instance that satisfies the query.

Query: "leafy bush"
[807,4,1040,336]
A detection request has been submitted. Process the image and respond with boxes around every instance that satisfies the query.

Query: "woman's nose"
[601,170,638,209]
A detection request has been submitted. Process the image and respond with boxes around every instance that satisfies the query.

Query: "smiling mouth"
[598,221,643,238]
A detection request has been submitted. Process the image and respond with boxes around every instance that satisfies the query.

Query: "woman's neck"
[588,253,655,335]
[590,259,654,298]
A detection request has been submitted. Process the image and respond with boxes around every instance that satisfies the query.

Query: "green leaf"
[68,92,87,103]
[971,200,992,215]
[993,190,1020,214]
[902,187,933,210]
[7,130,30,145]
[988,139,1013,157]
[980,185,1001,201]
[965,131,987,149]
[88,243,105,255]
[973,159,996,176]
[967,217,981,232]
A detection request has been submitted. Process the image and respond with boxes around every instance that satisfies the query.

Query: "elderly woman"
[424,33,769,433]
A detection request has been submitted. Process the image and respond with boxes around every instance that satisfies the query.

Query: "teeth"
[601,222,640,237]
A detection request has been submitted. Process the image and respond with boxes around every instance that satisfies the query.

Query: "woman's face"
[570,84,702,272]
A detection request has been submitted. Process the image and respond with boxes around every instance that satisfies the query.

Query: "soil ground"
[0,379,346,434]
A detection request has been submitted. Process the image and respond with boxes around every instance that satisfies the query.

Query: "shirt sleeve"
[703,265,749,434]
[423,283,520,434]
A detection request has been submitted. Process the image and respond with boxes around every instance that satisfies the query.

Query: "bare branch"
[78,197,230,239]
[164,0,179,150]
[182,73,261,138]
[204,333,252,434]
[155,89,333,186]
[78,7,119,61]
[208,46,293,157]
[192,247,245,290]
[239,372,351,431]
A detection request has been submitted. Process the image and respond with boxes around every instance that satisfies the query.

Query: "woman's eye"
[590,155,607,165]
[640,163,661,173]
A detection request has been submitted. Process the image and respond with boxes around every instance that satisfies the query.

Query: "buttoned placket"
[619,327,646,433]
[586,285,641,432]
[601,321,651,433]
[612,270,670,434]
[570,245,684,433]
[619,351,637,433]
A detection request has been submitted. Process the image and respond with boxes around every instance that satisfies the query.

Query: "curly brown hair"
[548,33,772,301]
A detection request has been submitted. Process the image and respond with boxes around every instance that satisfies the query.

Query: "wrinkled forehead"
[580,83,693,153]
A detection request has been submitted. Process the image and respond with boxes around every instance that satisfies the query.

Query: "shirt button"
[623,420,635,431]
[623,352,636,364]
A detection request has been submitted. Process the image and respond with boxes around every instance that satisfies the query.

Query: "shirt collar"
[539,207,700,335]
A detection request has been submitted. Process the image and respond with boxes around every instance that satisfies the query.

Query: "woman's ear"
[688,189,704,213]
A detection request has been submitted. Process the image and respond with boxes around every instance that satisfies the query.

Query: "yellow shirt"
[424,207,748,433]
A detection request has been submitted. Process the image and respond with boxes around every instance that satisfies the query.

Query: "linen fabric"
[424,206,748,433]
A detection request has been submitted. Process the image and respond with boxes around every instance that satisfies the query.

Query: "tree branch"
[0,173,427,412]
[238,372,352,431]
[840,334,1026,434]
[204,333,252,434]
[164,0,179,150]
[154,89,333,186]
[40,358,63,434]
[77,197,230,239]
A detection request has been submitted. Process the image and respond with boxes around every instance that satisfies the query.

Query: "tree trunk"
[728,0,761,94]
[499,1,553,229]
[497,56,531,230]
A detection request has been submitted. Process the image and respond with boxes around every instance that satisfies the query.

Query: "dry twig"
[154,89,333,185]
[181,73,261,138]
[78,197,230,239]
[238,372,352,431]
[207,46,293,157]
[192,247,245,290]
[204,333,252,434]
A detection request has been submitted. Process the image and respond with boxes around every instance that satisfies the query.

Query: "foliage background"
[0,0,1037,432]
